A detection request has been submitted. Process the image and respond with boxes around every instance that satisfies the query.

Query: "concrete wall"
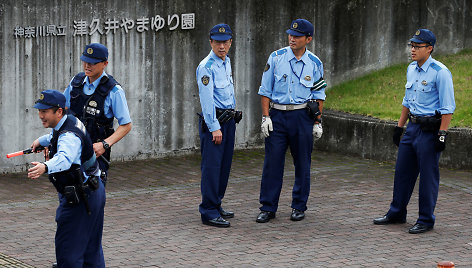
[317,110,472,170]
[1,0,471,173]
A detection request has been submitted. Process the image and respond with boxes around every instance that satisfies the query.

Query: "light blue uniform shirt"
[38,115,100,179]
[63,71,132,126]
[196,50,236,132]
[258,47,326,104]
[402,56,455,116]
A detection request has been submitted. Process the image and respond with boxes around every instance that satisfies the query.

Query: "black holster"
[49,165,93,215]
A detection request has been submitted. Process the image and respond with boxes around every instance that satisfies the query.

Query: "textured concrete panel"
[1,0,471,172]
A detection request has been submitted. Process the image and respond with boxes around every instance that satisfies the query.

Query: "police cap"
[34,89,66,109]
[210,24,232,41]
[80,43,108,64]
[410,29,436,47]
[286,19,314,37]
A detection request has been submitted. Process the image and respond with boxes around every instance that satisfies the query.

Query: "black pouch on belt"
[234,111,243,124]
[86,175,100,191]
[63,186,80,205]
[306,100,321,120]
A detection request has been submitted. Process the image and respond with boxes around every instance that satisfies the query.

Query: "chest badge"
[202,75,210,86]
[305,75,311,81]
[88,100,98,107]
[421,80,428,86]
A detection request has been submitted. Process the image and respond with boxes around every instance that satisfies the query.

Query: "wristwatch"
[102,140,111,150]
[438,130,448,136]
[42,162,48,173]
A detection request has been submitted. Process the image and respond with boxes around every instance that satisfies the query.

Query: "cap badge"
[39,94,44,100]
[89,100,98,107]
[421,80,428,86]
[293,23,298,29]
[219,27,226,33]
[305,75,312,81]
[202,75,210,86]
[87,48,94,54]
[415,30,421,36]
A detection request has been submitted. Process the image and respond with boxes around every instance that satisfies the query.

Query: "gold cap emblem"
[39,94,44,100]
[293,23,298,29]
[219,27,226,33]
[89,100,98,107]
[87,48,94,54]
[415,30,421,36]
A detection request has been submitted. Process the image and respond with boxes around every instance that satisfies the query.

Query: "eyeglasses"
[408,43,430,50]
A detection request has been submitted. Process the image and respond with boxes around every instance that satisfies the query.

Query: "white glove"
[261,116,273,138]
[313,123,323,140]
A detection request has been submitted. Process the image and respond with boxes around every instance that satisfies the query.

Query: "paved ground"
[1,148,471,267]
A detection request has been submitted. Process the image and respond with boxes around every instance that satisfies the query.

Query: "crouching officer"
[196,23,242,228]
[28,90,106,267]
[373,29,455,234]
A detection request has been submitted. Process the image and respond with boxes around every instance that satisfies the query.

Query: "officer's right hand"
[212,129,223,144]
[30,139,42,152]
[261,116,273,138]
[392,126,404,146]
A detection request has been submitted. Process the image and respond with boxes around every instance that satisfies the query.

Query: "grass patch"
[325,49,472,128]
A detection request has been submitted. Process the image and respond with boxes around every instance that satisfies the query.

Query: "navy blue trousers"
[387,122,441,226]
[55,180,106,268]
[259,109,314,213]
[199,118,236,221]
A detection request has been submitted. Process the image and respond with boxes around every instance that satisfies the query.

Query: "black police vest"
[69,72,119,143]
[48,115,99,183]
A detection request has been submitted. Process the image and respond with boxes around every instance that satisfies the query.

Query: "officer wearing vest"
[63,43,132,186]
[257,19,327,223]
[28,90,106,267]
[374,29,455,234]
[196,23,242,228]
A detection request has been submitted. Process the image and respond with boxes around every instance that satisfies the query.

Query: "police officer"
[373,29,455,234]
[196,23,242,228]
[28,90,106,267]
[256,19,327,223]
[63,43,132,185]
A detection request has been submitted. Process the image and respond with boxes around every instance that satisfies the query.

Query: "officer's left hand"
[313,123,323,140]
[28,161,46,179]
[435,131,447,152]
[93,142,106,157]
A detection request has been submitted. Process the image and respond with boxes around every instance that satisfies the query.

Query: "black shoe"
[409,223,433,234]
[219,208,234,219]
[373,215,406,225]
[256,211,275,223]
[290,209,305,221]
[52,263,57,268]
[202,217,230,228]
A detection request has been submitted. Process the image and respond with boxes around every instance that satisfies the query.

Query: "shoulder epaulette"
[430,62,442,72]
[308,54,322,68]
[205,58,215,69]
[271,48,287,57]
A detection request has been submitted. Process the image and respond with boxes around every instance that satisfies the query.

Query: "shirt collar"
[288,47,310,64]
[54,114,68,131]
[210,50,229,67]
[84,71,108,87]
[416,56,433,72]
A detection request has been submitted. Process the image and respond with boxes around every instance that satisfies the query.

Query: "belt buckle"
[286,105,294,111]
